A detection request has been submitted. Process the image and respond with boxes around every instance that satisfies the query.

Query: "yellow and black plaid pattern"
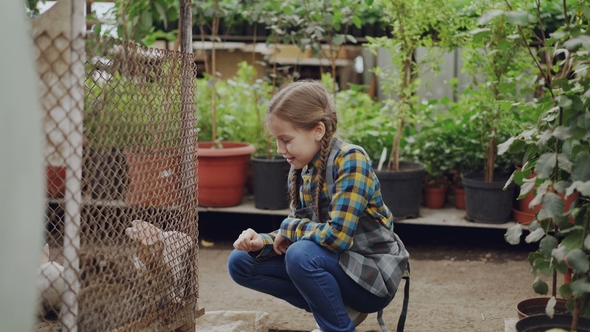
[256,141,393,256]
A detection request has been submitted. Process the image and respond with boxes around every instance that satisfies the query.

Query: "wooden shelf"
[199,195,519,230]
[48,195,520,230]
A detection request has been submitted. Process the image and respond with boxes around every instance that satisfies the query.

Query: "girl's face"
[267,115,324,170]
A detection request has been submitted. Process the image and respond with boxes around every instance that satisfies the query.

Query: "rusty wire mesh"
[36,28,200,332]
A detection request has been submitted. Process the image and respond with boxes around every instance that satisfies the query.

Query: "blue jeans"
[227,240,393,332]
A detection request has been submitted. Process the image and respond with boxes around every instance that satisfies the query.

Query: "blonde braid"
[313,118,336,222]
[288,168,302,210]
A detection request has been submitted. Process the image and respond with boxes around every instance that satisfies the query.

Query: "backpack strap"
[324,139,410,332]
[377,263,410,332]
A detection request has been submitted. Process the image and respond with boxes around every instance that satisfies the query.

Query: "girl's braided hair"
[264,80,338,221]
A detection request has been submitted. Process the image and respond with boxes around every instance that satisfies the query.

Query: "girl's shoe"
[312,307,368,331]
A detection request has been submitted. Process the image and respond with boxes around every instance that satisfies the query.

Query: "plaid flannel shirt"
[257,139,392,253]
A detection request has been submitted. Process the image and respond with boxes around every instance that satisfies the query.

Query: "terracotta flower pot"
[453,187,466,210]
[197,142,256,207]
[46,165,66,198]
[124,148,182,207]
[423,186,448,209]
[512,208,535,224]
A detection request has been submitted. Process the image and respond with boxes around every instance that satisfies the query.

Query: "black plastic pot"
[515,314,590,332]
[376,161,426,220]
[251,155,290,210]
[462,172,516,224]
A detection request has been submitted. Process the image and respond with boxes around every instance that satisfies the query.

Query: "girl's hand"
[273,232,292,255]
[233,228,263,252]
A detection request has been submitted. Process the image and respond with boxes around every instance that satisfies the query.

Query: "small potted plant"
[365,0,464,219]
[459,0,538,224]
[192,0,256,207]
[407,100,456,209]
[85,39,185,207]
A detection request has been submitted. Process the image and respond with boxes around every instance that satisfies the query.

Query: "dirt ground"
[195,218,549,332]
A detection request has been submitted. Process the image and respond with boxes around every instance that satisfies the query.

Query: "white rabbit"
[37,244,65,317]
[125,220,193,303]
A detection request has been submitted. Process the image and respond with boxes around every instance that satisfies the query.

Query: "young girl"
[227,80,409,332]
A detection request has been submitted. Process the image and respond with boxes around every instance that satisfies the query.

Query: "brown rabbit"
[125,220,193,304]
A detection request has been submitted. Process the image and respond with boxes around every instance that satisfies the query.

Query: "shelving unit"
[198,195,519,230]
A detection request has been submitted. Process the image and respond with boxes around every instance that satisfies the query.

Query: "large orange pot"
[197,142,255,207]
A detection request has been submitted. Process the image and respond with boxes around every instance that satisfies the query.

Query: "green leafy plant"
[463,0,538,182]
[499,1,590,329]
[405,99,455,188]
[84,43,183,149]
[291,0,367,92]
[366,0,465,171]
[196,61,273,155]
[321,74,393,161]
[85,0,179,46]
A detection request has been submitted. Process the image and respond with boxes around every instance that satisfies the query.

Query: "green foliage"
[365,0,466,171]
[462,0,538,182]
[404,99,471,187]
[499,1,590,326]
[327,79,394,162]
[85,65,182,148]
[91,0,179,46]
[196,62,273,155]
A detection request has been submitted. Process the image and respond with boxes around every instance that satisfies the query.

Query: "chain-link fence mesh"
[35,10,200,332]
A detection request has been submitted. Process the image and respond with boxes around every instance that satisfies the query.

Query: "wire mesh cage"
[33,3,200,331]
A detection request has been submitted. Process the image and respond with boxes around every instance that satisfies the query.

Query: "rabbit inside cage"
[35,219,194,332]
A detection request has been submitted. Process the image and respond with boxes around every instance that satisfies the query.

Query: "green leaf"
[564,35,590,52]
[526,228,546,243]
[566,249,589,273]
[555,260,569,274]
[573,152,590,182]
[537,130,553,147]
[535,153,557,178]
[567,181,590,197]
[325,13,333,25]
[540,193,564,219]
[469,28,491,44]
[477,10,504,26]
[552,245,568,262]
[553,126,573,141]
[497,137,514,155]
[570,278,590,297]
[332,34,345,46]
[153,2,167,28]
[519,177,536,198]
[533,278,549,295]
[557,153,574,174]
[540,235,558,258]
[561,230,584,251]
[546,296,556,318]
[505,224,522,245]
[504,11,531,26]
[352,16,362,29]
[141,11,153,29]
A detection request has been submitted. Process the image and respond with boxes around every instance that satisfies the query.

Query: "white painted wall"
[0,0,45,331]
